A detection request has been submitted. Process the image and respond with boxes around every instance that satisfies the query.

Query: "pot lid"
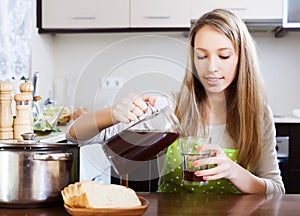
[0,140,78,149]
[0,132,78,149]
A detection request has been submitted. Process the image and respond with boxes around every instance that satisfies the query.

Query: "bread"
[61,181,142,208]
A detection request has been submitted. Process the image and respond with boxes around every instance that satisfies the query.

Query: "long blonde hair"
[175,9,267,170]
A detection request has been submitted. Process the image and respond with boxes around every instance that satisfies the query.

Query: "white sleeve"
[254,106,285,194]
[66,94,176,145]
[65,122,126,145]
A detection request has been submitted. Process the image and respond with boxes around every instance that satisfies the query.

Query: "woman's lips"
[205,77,224,85]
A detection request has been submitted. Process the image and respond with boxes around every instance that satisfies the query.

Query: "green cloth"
[157,140,241,194]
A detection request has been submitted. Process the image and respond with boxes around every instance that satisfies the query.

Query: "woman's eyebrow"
[195,47,234,52]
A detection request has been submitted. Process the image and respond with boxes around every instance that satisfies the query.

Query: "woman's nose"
[208,57,219,72]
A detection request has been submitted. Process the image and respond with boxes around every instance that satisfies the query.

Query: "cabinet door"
[288,124,300,193]
[191,0,248,20]
[42,0,130,29]
[245,0,282,19]
[131,0,191,28]
[191,0,282,20]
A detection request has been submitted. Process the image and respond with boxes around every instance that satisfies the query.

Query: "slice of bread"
[61,181,142,208]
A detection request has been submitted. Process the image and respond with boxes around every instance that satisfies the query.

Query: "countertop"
[138,193,300,215]
[274,116,300,123]
[38,125,68,143]
[1,192,300,215]
[38,117,300,143]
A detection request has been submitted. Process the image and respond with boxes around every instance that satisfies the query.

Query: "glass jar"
[32,96,53,136]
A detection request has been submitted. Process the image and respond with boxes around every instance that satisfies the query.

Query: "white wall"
[31,30,300,116]
[51,32,188,112]
[30,0,54,101]
[253,32,300,116]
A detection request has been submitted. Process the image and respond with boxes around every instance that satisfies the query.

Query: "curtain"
[0,0,32,80]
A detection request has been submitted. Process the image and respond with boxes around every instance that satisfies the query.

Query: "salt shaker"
[14,93,33,140]
[0,81,13,140]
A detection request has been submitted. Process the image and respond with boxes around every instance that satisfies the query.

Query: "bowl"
[34,129,53,136]
[44,106,73,125]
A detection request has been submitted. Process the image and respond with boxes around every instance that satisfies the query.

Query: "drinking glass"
[180,136,213,186]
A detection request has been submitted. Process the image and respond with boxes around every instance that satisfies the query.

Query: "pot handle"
[33,153,72,161]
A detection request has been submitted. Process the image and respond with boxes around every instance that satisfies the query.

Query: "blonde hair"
[175,9,267,170]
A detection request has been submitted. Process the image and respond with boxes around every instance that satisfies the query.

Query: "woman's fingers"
[193,151,234,181]
[130,105,145,118]
[142,95,157,106]
[132,97,148,112]
[112,93,157,123]
[197,144,219,152]
[192,156,217,167]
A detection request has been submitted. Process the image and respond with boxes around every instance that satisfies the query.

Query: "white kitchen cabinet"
[41,0,129,29]
[245,0,282,20]
[39,0,283,32]
[191,0,248,20]
[191,0,282,20]
[130,0,191,28]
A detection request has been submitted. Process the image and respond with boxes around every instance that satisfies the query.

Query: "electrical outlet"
[101,77,123,89]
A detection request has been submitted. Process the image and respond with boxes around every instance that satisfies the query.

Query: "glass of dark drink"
[180,136,213,186]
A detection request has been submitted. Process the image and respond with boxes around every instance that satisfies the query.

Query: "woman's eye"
[197,55,207,60]
[219,55,230,60]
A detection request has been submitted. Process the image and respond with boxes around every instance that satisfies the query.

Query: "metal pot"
[0,138,79,208]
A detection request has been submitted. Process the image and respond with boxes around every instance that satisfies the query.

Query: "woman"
[66,9,284,194]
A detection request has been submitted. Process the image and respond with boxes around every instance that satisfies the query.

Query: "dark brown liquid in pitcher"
[102,130,179,175]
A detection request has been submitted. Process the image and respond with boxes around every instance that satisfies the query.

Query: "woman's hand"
[192,145,266,193]
[193,145,237,181]
[112,93,156,124]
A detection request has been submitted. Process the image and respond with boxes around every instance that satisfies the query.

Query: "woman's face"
[193,25,239,95]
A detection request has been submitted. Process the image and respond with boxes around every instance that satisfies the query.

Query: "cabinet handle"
[225,8,247,11]
[144,16,171,19]
[70,16,96,20]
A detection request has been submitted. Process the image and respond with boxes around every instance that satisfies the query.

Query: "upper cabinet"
[191,0,282,20]
[39,0,130,30]
[38,0,283,33]
[130,0,191,28]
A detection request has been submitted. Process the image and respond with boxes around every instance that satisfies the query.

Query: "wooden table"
[138,192,300,215]
[0,192,299,215]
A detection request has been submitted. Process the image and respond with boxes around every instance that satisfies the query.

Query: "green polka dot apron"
[157,140,241,194]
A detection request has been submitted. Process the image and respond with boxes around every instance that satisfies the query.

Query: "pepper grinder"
[0,81,13,140]
[14,93,33,140]
[20,81,34,130]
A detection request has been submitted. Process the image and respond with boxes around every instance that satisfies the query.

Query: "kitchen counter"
[38,125,68,143]
[1,192,300,215]
[274,116,300,123]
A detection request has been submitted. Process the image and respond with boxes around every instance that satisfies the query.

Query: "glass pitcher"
[102,105,183,176]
